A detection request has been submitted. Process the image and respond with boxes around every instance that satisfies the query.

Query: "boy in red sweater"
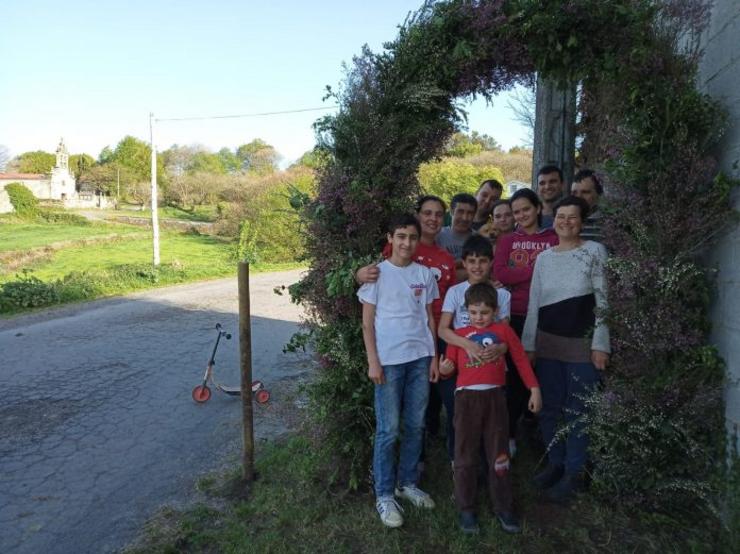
[440,283,542,534]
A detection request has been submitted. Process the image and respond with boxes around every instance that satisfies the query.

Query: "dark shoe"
[495,511,522,534]
[458,511,479,534]
[532,463,564,490]
[545,473,583,504]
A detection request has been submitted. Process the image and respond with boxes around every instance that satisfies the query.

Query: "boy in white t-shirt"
[437,235,511,460]
[358,213,440,529]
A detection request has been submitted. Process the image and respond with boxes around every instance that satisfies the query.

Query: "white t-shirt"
[357,260,439,365]
[441,281,511,329]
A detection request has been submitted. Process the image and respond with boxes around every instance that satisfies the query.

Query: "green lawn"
[0,221,141,253]
[0,221,302,314]
[22,232,235,281]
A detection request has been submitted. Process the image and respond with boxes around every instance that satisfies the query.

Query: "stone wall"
[699,0,740,442]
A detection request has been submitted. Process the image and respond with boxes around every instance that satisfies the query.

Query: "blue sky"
[0,0,529,165]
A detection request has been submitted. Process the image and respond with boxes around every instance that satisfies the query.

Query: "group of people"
[356,165,609,534]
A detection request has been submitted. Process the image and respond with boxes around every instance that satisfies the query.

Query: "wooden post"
[238,261,255,482]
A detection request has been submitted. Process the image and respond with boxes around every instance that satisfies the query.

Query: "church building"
[0,139,108,213]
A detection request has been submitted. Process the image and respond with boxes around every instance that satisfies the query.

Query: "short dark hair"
[491,199,511,213]
[415,194,447,213]
[573,169,604,195]
[553,195,590,221]
[537,164,563,182]
[478,179,503,193]
[450,192,477,212]
[388,213,421,236]
[464,282,498,310]
[461,234,493,260]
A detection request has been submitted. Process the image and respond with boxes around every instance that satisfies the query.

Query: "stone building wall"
[699,0,740,441]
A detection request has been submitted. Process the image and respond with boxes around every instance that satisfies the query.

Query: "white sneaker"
[395,484,436,509]
[376,496,404,528]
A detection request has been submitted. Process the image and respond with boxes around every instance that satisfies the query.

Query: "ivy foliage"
[293,0,736,525]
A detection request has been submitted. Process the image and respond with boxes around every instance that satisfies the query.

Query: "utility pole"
[150,112,160,266]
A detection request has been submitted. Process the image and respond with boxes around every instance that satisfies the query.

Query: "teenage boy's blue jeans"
[536,358,600,476]
[373,356,431,498]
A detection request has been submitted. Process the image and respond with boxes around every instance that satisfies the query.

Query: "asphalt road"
[0,269,310,554]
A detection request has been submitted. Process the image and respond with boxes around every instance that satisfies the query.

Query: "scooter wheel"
[256,389,270,404]
[192,385,212,403]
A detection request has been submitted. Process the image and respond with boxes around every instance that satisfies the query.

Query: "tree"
[108,136,154,182]
[470,131,501,151]
[293,148,331,170]
[105,135,167,187]
[445,132,483,157]
[78,164,129,196]
[0,145,9,171]
[69,153,96,180]
[236,139,279,175]
[10,151,55,173]
[189,151,225,174]
[217,147,240,174]
[98,146,114,164]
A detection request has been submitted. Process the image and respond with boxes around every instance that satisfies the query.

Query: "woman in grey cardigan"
[521,195,610,503]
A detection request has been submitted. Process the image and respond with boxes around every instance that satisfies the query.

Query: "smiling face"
[451,201,476,233]
[387,224,420,262]
[492,203,514,235]
[553,204,583,241]
[417,199,445,239]
[537,170,564,203]
[462,253,492,284]
[511,197,540,233]
[467,302,497,328]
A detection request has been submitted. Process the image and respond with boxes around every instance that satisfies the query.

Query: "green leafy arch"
[292,0,735,514]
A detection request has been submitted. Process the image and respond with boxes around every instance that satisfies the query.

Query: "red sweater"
[382,241,455,324]
[493,228,558,316]
[445,323,539,389]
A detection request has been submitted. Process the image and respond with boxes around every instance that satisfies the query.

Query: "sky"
[0,0,530,167]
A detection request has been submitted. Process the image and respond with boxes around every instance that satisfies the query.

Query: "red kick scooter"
[192,323,270,404]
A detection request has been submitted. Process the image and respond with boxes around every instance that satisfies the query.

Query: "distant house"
[505,180,530,197]
[0,138,109,213]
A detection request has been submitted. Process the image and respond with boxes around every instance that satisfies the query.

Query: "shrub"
[5,183,39,217]
[0,270,60,312]
[37,210,90,225]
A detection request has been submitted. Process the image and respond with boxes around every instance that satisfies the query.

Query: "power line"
[156,105,339,123]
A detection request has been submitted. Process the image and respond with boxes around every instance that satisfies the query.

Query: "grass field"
[0,218,302,314]
[0,221,141,252]
[18,232,235,281]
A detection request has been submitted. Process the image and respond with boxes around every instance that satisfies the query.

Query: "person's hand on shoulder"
[356,263,379,284]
